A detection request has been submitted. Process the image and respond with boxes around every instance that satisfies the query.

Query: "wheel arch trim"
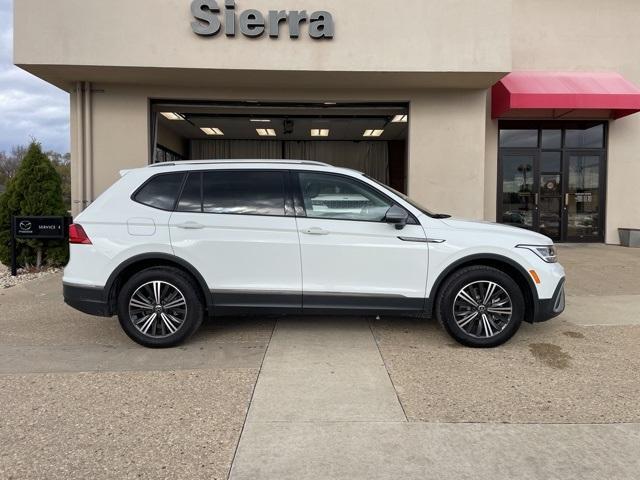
[105,253,213,312]
[426,253,539,321]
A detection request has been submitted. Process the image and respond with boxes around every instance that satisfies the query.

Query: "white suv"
[63,160,565,348]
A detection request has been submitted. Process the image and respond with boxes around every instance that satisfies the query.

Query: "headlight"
[516,244,558,263]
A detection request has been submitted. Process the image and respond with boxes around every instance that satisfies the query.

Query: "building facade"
[13,0,640,243]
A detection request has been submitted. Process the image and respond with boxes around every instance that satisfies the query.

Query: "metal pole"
[10,215,17,276]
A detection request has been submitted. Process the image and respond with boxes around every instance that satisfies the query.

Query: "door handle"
[302,227,330,235]
[176,221,205,230]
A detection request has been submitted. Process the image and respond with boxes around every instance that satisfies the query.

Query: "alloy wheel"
[452,280,513,339]
[128,281,188,338]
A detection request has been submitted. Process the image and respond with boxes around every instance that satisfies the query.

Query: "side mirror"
[385,205,409,230]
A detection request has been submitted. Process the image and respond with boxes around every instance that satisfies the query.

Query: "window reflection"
[134,173,186,211]
[177,172,202,212]
[299,172,392,222]
[202,171,286,216]
[565,125,604,148]
[499,129,538,148]
[501,155,534,228]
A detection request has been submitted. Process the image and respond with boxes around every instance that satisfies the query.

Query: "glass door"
[564,153,605,242]
[537,152,563,241]
[498,122,607,242]
[499,152,537,231]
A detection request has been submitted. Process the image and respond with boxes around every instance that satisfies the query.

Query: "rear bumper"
[63,283,113,317]
[534,277,565,323]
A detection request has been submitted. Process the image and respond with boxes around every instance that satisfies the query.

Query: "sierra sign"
[190,0,334,39]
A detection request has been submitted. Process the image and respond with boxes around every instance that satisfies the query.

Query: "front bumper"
[534,277,565,322]
[63,283,113,317]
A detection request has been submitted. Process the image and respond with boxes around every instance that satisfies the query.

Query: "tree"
[0,142,69,269]
[47,150,72,210]
[0,150,22,184]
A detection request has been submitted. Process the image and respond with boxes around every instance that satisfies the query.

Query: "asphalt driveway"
[1,244,639,479]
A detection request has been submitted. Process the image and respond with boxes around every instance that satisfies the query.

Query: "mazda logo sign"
[19,221,32,231]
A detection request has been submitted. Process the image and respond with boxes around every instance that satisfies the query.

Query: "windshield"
[364,175,445,217]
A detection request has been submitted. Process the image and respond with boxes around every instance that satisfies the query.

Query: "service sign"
[14,216,66,239]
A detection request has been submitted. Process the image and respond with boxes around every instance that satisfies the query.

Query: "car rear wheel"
[436,265,524,348]
[117,267,204,348]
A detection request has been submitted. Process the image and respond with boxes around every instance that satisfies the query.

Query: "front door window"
[498,122,606,242]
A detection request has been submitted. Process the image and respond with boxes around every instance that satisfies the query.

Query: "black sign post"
[10,216,70,276]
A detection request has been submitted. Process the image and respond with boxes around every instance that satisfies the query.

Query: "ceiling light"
[201,127,224,136]
[392,114,408,123]
[257,128,276,137]
[250,119,271,123]
[324,102,337,105]
[160,112,184,120]
[311,129,330,137]
[363,129,384,137]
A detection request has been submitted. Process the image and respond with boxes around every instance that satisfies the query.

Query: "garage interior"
[151,101,409,193]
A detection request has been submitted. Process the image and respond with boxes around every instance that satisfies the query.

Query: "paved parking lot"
[1,244,639,479]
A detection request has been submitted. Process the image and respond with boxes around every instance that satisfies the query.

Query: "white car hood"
[438,217,553,245]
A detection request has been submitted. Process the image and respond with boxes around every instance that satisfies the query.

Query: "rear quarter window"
[133,173,185,211]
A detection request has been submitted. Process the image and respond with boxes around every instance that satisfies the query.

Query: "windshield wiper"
[432,213,451,219]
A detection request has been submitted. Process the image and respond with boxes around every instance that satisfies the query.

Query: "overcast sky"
[0,0,70,154]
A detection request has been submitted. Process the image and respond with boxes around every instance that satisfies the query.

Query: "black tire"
[435,265,524,348]
[117,267,204,348]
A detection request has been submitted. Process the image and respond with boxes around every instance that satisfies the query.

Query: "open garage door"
[151,101,409,193]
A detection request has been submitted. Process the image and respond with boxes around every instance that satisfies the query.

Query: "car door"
[293,171,428,314]
[169,169,302,313]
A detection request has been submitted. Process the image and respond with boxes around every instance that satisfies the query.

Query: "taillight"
[69,224,92,245]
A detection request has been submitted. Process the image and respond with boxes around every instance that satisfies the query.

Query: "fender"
[425,253,539,320]
[104,253,214,311]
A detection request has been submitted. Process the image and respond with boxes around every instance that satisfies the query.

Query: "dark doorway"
[150,101,409,193]
[498,122,607,242]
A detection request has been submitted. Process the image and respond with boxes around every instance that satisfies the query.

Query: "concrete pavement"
[1,244,639,479]
[229,317,640,480]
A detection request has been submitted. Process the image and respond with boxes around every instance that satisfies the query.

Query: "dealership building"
[13,0,640,243]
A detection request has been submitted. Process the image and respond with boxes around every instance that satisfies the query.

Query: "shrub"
[0,142,69,268]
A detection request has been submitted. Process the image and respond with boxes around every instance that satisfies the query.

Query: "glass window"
[541,130,562,149]
[202,171,286,216]
[540,151,561,172]
[177,172,202,212]
[500,155,534,228]
[499,129,538,148]
[299,172,392,221]
[134,173,185,211]
[565,124,604,148]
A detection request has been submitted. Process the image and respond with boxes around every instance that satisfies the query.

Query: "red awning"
[492,72,640,120]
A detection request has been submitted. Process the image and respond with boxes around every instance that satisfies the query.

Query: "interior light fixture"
[311,129,330,137]
[201,127,224,136]
[160,112,184,121]
[257,128,277,137]
[392,114,408,123]
[363,129,384,137]
[250,119,271,123]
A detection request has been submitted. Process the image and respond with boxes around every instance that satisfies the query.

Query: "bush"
[0,142,69,268]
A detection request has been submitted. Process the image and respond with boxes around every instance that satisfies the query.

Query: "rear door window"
[134,173,185,211]
[176,172,202,212]
[202,170,286,216]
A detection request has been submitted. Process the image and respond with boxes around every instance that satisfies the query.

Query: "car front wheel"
[117,267,204,348]
[436,265,525,348]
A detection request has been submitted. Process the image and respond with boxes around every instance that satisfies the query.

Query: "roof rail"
[149,159,331,168]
